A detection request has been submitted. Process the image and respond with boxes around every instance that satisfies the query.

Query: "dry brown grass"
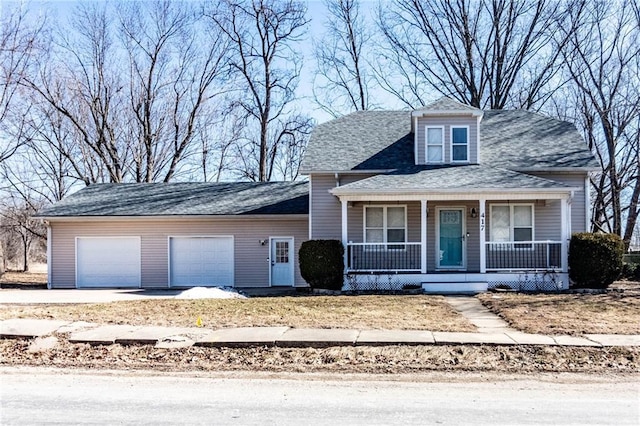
[478,291,640,335]
[0,271,47,287]
[2,338,638,374]
[0,295,475,332]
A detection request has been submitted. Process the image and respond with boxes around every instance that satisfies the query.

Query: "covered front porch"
[340,198,570,292]
[331,167,578,292]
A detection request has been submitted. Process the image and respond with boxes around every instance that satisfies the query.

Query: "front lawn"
[0,295,475,332]
[478,287,640,335]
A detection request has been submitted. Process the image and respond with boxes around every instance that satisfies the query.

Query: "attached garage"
[38,181,309,289]
[76,237,141,288]
[169,236,234,287]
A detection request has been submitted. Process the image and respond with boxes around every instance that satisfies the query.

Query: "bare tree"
[207,0,313,182]
[313,0,372,116]
[557,0,640,245]
[24,3,129,183]
[0,185,46,272]
[118,0,231,183]
[376,0,579,109]
[0,4,44,163]
[22,1,231,185]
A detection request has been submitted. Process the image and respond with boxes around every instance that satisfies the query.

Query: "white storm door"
[76,237,140,288]
[270,237,294,286]
[169,236,234,287]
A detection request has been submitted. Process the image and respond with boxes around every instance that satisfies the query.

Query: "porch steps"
[422,282,488,295]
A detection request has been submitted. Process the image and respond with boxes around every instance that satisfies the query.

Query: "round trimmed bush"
[569,232,624,288]
[299,240,344,290]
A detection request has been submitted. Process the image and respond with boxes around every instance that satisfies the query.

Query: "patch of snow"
[174,286,247,300]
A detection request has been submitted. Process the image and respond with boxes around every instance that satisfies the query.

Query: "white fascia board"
[331,189,577,202]
[39,214,309,222]
[300,169,394,175]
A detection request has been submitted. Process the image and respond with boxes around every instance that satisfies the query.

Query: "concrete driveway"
[0,289,182,304]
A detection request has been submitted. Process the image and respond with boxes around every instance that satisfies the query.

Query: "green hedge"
[299,240,344,290]
[621,254,640,280]
[569,233,624,288]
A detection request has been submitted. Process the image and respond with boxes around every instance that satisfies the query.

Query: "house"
[38,97,598,292]
[300,97,598,292]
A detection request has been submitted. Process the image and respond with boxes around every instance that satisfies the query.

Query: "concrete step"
[422,282,488,294]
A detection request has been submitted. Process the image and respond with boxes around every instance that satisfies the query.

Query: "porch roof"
[331,165,577,199]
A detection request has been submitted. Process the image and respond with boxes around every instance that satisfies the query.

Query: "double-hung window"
[451,126,469,162]
[425,126,444,163]
[364,206,406,249]
[490,204,534,249]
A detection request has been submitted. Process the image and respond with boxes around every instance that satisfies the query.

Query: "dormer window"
[451,126,469,162]
[426,126,444,163]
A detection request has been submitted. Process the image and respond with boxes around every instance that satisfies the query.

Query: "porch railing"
[485,241,562,271]
[346,240,563,273]
[346,242,421,272]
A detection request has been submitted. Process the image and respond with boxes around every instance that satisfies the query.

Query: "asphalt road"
[1,368,638,425]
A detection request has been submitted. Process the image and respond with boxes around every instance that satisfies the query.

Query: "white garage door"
[169,236,234,287]
[76,237,141,288]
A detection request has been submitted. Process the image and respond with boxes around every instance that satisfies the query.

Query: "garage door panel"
[76,237,140,288]
[170,237,234,287]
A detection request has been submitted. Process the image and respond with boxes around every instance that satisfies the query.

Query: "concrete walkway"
[444,296,514,333]
[1,318,639,349]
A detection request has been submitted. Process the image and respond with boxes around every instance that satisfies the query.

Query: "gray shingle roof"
[413,97,482,113]
[37,181,309,217]
[301,111,414,172]
[301,109,598,172]
[331,165,574,195]
[481,110,598,169]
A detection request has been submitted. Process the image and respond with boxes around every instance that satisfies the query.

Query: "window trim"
[363,205,408,250]
[425,125,444,164]
[489,203,535,250]
[450,125,470,163]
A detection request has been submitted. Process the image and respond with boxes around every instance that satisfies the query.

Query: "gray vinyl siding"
[310,173,373,239]
[49,218,308,289]
[416,116,479,165]
[345,201,481,272]
[527,172,588,233]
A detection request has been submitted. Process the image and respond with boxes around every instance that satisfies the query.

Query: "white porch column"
[341,199,348,270]
[561,197,569,272]
[46,222,52,290]
[479,199,486,273]
[421,200,427,273]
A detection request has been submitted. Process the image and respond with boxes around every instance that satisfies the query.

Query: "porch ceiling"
[331,165,578,201]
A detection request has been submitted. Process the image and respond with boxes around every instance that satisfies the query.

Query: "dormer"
[411,97,484,165]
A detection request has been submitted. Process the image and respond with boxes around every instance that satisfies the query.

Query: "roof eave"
[514,166,600,173]
[35,214,309,222]
[331,186,580,196]
[299,169,396,175]
[411,110,483,117]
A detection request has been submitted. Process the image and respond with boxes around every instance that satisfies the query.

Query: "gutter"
[35,214,309,222]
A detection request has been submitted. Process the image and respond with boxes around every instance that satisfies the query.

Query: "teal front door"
[438,209,465,269]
